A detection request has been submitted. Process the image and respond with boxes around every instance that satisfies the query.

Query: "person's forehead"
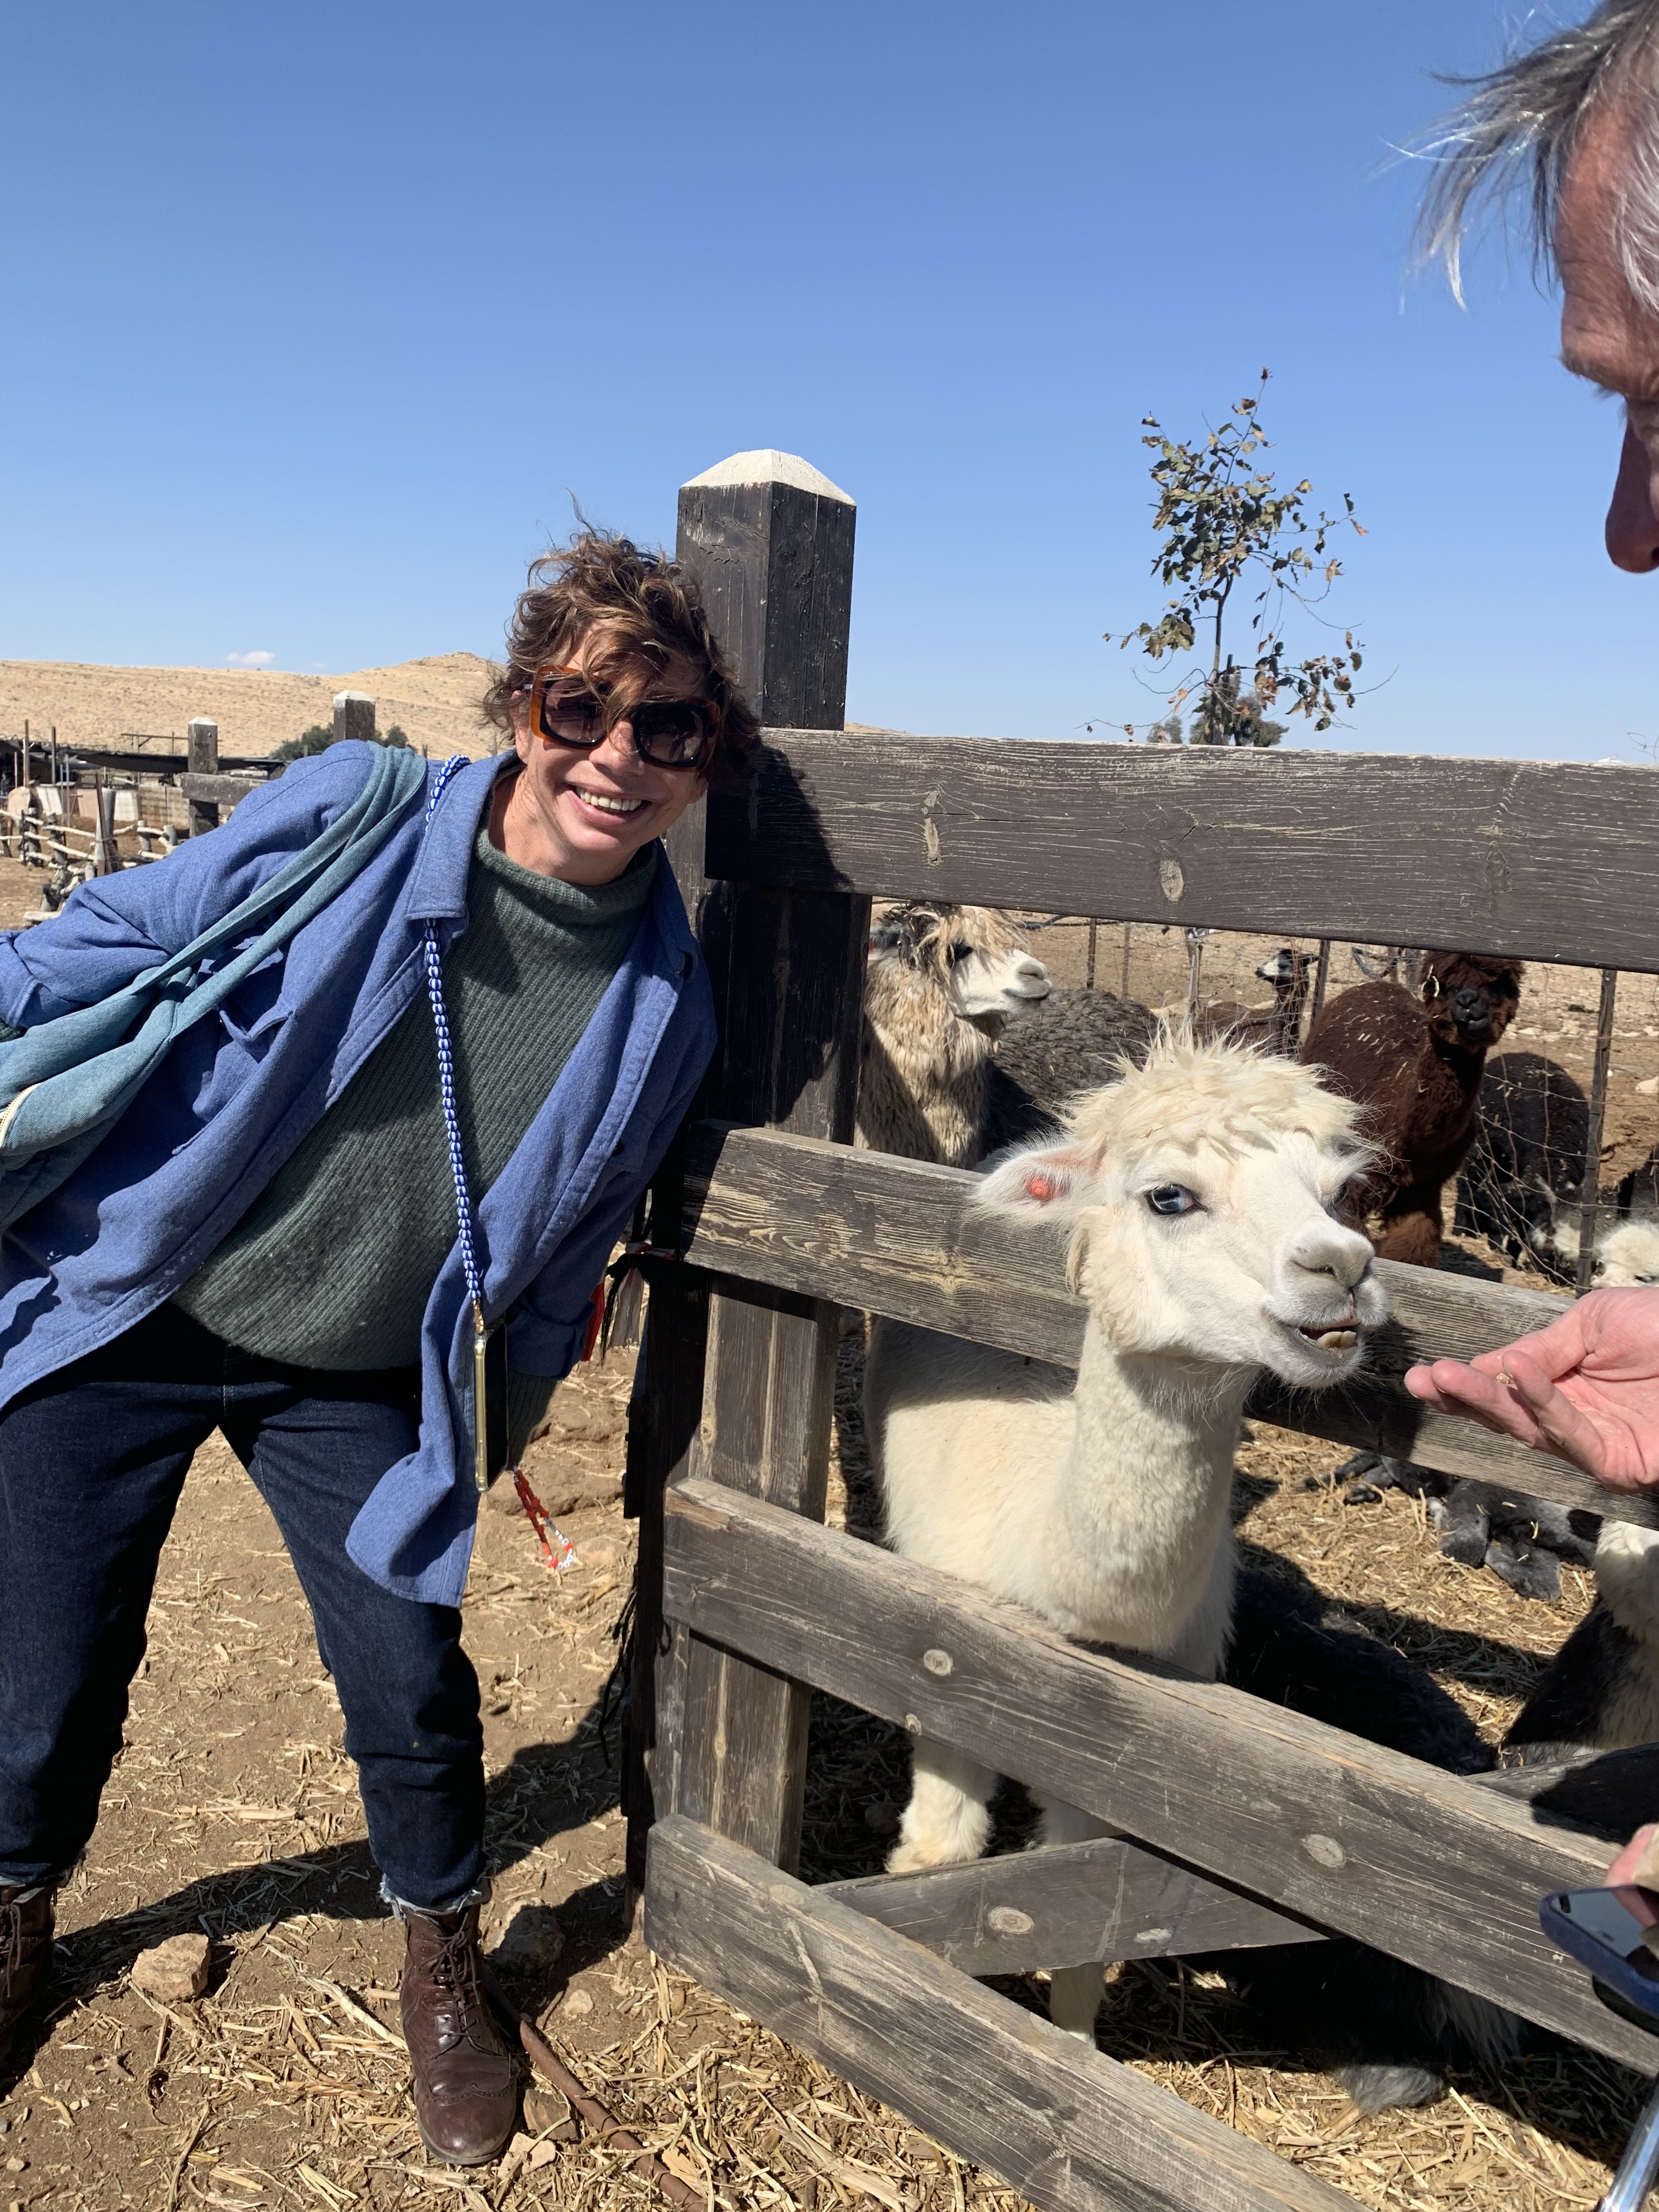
[1558,106,1659,400]
[571,623,702,692]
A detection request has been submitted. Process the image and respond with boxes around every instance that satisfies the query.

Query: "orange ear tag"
[1024,1172,1066,1202]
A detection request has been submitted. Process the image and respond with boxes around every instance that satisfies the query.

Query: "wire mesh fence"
[1009,913,1659,1296]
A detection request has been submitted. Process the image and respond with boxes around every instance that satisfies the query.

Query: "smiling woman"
[0,525,752,2169]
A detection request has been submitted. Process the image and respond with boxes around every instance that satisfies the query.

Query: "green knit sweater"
[176,828,655,1440]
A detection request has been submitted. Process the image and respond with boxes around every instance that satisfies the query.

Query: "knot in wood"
[985,1906,1034,1937]
[1159,857,1184,904]
[921,1649,953,1677]
[904,1713,922,1735]
[1301,1832,1346,1870]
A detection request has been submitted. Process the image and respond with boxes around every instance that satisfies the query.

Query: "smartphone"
[1539,1887,1659,2022]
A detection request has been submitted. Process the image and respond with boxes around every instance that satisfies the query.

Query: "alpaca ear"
[973,1138,1103,1224]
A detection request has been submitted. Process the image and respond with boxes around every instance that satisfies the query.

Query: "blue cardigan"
[0,745,716,1605]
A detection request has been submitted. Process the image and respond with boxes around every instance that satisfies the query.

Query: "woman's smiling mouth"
[571,788,646,818]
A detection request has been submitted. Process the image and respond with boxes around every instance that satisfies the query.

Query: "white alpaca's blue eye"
[1146,1184,1198,1216]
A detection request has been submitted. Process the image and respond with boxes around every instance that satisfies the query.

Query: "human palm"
[1404,1286,1659,1490]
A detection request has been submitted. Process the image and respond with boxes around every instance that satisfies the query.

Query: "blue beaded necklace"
[423,754,493,1492]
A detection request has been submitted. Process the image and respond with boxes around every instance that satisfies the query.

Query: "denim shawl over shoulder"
[0,744,716,1604]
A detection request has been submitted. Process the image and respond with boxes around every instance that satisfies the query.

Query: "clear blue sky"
[1,2,1647,760]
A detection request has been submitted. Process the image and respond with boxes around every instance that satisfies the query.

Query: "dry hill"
[0,652,506,760]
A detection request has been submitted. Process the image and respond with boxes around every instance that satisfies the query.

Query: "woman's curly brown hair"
[482,529,759,791]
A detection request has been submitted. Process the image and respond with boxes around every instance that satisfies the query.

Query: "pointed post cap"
[681,449,853,505]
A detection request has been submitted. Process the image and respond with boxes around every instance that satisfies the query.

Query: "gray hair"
[1419,2,1659,311]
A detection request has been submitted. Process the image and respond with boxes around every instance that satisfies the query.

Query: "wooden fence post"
[626,450,864,1887]
[92,786,120,877]
[186,718,219,837]
[332,691,376,746]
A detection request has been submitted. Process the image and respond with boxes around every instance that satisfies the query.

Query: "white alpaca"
[1543,1216,1659,1286]
[864,1037,1388,2035]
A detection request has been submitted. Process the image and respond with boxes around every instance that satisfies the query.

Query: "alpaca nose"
[1286,1218,1374,1293]
[1013,958,1051,996]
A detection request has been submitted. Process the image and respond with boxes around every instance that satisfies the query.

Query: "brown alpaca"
[1300,951,1522,1266]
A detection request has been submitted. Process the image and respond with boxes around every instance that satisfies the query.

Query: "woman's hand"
[1403,1286,1659,1491]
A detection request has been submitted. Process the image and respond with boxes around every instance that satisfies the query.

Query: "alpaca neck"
[859,991,992,1167]
[1036,1322,1250,1653]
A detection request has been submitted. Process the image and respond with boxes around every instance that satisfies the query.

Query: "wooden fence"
[624,450,1659,2211]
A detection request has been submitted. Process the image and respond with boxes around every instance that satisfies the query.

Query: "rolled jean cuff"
[381,1872,491,1922]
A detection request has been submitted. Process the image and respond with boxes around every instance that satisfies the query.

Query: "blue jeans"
[0,1304,484,1910]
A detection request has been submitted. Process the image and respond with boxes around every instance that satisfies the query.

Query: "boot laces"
[430,1920,483,2033]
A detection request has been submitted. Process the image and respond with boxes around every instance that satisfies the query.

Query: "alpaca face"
[869,903,1051,1023]
[1421,954,1522,1050]
[1073,1139,1385,1385]
[1255,947,1310,991]
[977,1115,1387,1389]
[945,934,1052,1021]
[1595,1221,1659,1287]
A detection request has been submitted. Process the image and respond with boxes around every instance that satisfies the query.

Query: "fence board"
[823,1833,1324,1972]
[650,453,868,1877]
[647,1815,1355,2212]
[678,1120,1656,1526]
[706,732,1659,971]
[662,1477,1659,2072]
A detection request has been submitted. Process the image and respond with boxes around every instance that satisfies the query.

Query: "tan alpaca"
[856,903,1050,1168]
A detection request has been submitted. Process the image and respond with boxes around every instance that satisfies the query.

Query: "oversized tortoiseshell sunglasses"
[527,664,718,770]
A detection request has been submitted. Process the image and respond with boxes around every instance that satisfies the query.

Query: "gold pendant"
[473,1309,492,1494]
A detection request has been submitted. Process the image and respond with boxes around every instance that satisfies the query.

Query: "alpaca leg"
[887,1739,996,1873]
[1046,1960,1107,2039]
[1376,1184,1444,1266]
[1029,1797,1111,2040]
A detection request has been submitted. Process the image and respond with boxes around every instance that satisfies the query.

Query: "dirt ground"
[4,1335,1635,2212]
[0,868,1654,2208]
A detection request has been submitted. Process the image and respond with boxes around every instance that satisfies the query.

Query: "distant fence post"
[625,449,863,1891]
[186,718,219,837]
[332,692,376,746]
[92,786,120,877]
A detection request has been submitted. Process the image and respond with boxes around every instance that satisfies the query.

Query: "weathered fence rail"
[675,1118,1643,1521]
[628,449,1656,2212]
[708,731,1659,973]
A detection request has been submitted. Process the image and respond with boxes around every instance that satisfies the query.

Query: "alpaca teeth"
[1314,1329,1356,1350]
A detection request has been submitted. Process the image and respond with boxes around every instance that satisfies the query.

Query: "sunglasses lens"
[632,700,710,766]
[537,683,604,746]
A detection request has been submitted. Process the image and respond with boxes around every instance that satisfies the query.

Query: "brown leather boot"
[0,1887,53,2079]
[400,1903,519,2165]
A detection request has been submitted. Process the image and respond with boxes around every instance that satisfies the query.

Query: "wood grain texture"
[622,1269,708,1896]
[662,1478,1659,2071]
[647,1816,1354,2212]
[646,460,868,1877]
[824,1833,1325,1972]
[179,772,264,808]
[185,719,221,837]
[677,1119,1656,1527]
[705,731,1659,973]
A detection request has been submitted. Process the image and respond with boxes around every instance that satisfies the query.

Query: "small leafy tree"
[274,724,332,765]
[1104,370,1366,745]
[273,721,410,768]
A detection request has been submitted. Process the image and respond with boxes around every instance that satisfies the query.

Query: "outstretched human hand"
[1403,1286,1659,1492]
[1607,1825,1659,1901]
